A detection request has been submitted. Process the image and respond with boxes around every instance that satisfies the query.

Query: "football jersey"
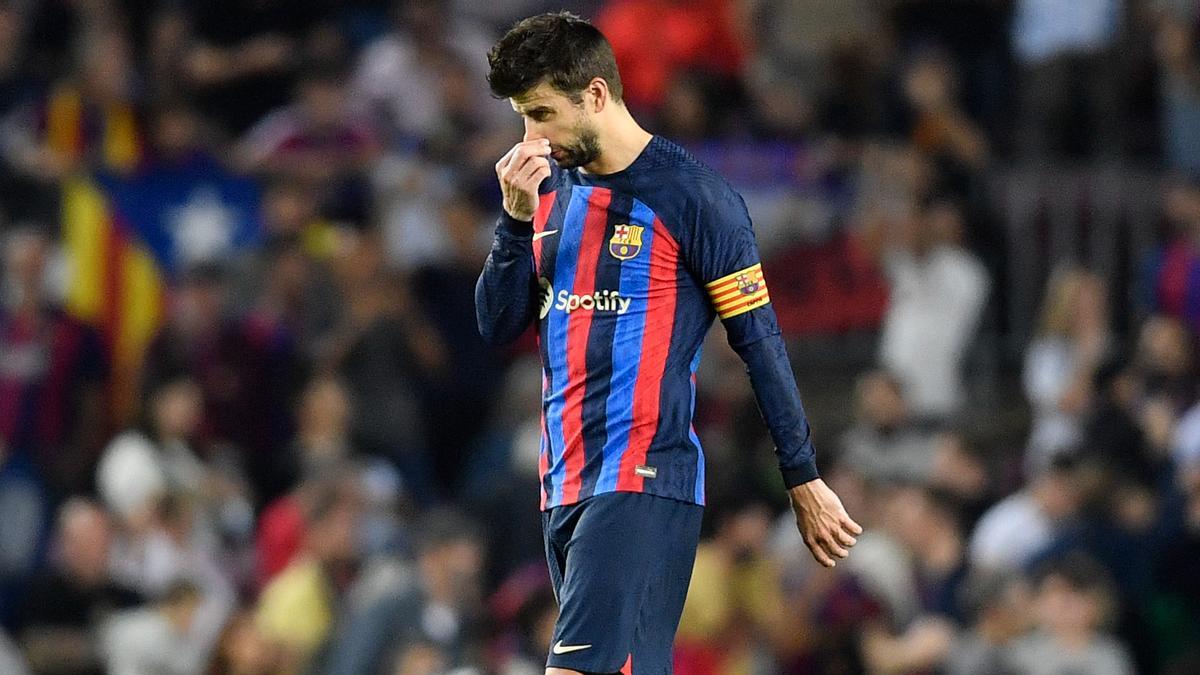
[478,135,817,510]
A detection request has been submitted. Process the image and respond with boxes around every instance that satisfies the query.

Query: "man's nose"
[523,119,545,143]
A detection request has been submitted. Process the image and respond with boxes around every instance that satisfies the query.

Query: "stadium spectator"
[11,499,142,675]
[105,492,235,637]
[352,0,501,147]
[945,571,1034,675]
[1144,177,1200,333]
[321,508,486,675]
[1152,0,1200,174]
[893,488,972,620]
[749,0,884,113]
[0,1,51,226]
[142,261,302,506]
[675,497,789,674]
[239,66,379,182]
[3,28,143,182]
[255,475,363,674]
[1024,266,1112,473]
[410,194,509,498]
[97,376,253,548]
[839,369,939,485]
[325,233,440,502]
[1007,554,1135,675]
[100,579,221,675]
[893,48,990,199]
[0,227,108,496]
[852,486,970,674]
[1011,0,1128,158]
[654,71,720,142]
[866,197,990,421]
[970,455,1084,571]
[928,429,994,528]
[0,433,45,626]
[1077,355,1158,486]
[1134,314,1196,411]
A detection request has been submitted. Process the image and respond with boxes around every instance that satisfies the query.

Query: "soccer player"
[476,13,861,675]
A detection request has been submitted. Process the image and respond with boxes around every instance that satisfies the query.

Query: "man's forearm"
[476,213,537,345]
[733,332,819,487]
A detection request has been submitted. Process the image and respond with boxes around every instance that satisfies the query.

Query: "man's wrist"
[497,212,534,237]
[780,461,820,490]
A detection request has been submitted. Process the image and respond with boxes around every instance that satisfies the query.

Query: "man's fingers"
[495,144,519,173]
[835,528,858,548]
[803,534,837,568]
[819,532,849,558]
[515,156,550,185]
[502,150,549,187]
[842,514,864,536]
[807,541,835,567]
[498,139,550,174]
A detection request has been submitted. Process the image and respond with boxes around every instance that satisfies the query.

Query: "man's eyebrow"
[515,104,554,116]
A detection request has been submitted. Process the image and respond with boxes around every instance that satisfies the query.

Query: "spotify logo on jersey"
[538,276,632,318]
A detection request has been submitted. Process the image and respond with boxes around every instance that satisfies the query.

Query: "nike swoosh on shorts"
[552,641,592,654]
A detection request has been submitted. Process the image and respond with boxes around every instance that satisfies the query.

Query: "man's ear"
[586,77,609,113]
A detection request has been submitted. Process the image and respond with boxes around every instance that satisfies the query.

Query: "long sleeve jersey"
[477,135,818,509]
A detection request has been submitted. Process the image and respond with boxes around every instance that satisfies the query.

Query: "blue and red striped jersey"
[478,135,818,510]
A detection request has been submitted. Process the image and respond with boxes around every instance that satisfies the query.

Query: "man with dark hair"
[476,12,861,675]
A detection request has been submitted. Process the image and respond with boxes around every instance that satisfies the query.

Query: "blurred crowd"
[2,0,1200,674]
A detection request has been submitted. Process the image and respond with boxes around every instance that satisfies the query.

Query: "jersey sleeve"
[682,181,819,487]
[682,186,777,347]
[475,213,537,346]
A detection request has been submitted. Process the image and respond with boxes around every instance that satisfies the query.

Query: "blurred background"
[0,0,1199,673]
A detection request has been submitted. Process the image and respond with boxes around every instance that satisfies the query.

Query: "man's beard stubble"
[554,126,602,169]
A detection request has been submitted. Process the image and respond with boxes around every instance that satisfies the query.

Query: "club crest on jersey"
[737,273,760,295]
[609,224,644,260]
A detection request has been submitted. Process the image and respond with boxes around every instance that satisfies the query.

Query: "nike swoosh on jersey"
[552,641,592,654]
[533,229,559,241]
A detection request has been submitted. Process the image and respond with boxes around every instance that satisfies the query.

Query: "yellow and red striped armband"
[705,263,770,319]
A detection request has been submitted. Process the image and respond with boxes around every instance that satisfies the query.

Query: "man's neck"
[582,109,653,176]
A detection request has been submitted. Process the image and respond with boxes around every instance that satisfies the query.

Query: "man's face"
[511,81,601,169]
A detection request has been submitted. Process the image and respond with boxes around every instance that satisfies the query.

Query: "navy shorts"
[542,491,703,674]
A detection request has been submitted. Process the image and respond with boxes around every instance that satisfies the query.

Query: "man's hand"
[789,478,862,568]
[496,139,552,221]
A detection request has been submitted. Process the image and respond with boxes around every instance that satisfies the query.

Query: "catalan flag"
[62,159,262,422]
[705,263,770,319]
[63,176,164,422]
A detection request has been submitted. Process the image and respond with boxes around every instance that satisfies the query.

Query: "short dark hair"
[487,12,623,103]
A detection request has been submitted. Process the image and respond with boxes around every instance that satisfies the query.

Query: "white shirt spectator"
[1023,337,1086,470]
[969,491,1053,571]
[101,594,233,675]
[97,431,206,522]
[879,245,989,419]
